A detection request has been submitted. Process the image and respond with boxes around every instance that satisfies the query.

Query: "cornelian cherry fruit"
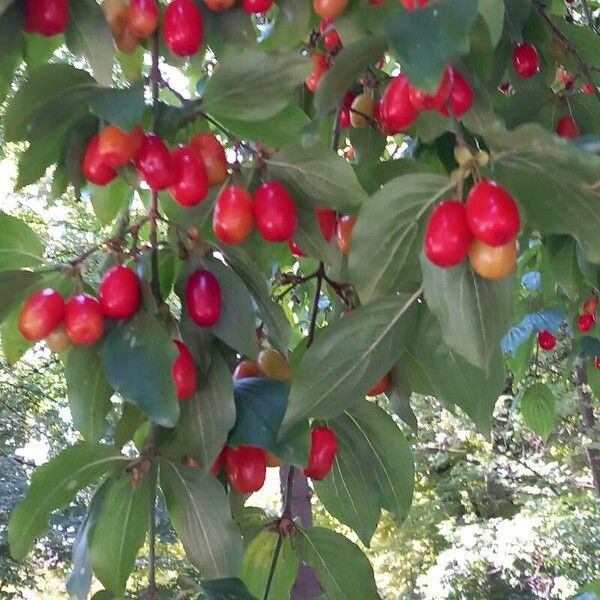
[578,314,596,333]
[135,134,175,191]
[242,0,273,13]
[320,18,342,50]
[99,265,141,320]
[185,269,221,327]
[127,0,159,38]
[368,373,391,396]
[305,54,329,93]
[258,348,292,381]
[556,116,580,139]
[163,0,203,56]
[304,427,337,480]
[596,357,600,370]
[204,0,236,10]
[233,360,261,380]
[317,208,337,242]
[583,297,598,316]
[513,43,540,79]
[468,239,517,280]
[400,0,428,9]
[538,330,556,351]
[438,68,473,118]
[18,289,65,341]
[83,135,117,185]
[289,240,306,257]
[189,132,228,187]
[172,340,197,400]
[45,323,72,352]
[98,125,143,168]
[313,0,349,20]
[65,294,104,345]
[213,186,254,245]
[170,146,209,207]
[378,75,418,134]
[336,215,356,255]
[24,0,69,36]
[225,446,267,493]
[409,66,453,112]
[424,201,472,268]
[253,181,298,242]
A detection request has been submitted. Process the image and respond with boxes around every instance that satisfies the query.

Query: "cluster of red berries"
[577,296,598,334]
[83,127,228,207]
[424,180,520,280]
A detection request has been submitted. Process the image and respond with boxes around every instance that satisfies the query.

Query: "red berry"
[424,200,472,268]
[189,132,229,187]
[24,0,69,36]
[368,373,391,396]
[320,18,342,50]
[163,0,203,56]
[538,330,556,351]
[335,215,356,255]
[83,135,117,186]
[303,427,337,480]
[513,43,540,79]
[213,186,254,245]
[98,125,143,169]
[317,208,337,242]
[378,74,418,134]
[578,313,596,333]
[242,0,273,13]
[18,289,65,341]
[400,0,428,8]
[127,0,159,38]
[225,446,267,493]
[583,297,598,316]
[583,83,595,95]
[465,180,520,247]
[170,146,209,207]
[99,265,141,320]
[438,68,473,118]
[595,356,600,370]
[409,66,453,112]
[185,269,221,327]
[172,340,197,400]
[305,54,329,93]
[253,181,298,242]
[340,108,351,128]
[134,134,175,191]
[556,116,580,139]
[65,294,104,345]
[289,240,306,257]
[233,360,261,380]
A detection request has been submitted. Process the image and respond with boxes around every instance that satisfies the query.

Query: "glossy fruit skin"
[242,0,273,13]
[340,108,351,128]
[253,181,298,242]
[83,135,117,185]
[24,0,69,36]
[513,43,540,79]
[438,69,473,118]
[400,0,428,9]
[102,0,127,36]
[304,427,337,480]
[127,0,159,38]
[225,446,267,493]
[204,0,236,10]
[578,314,596,333]
[320,18,342,51]
[317,208,337,242]
[368,373,391,396]
[465,180,520,247]
[213,186,254,245]
[134,134,175,191]
[189,132,228,187]
[233,360,261,380]
[336,215,356,255]
[65,294,104,345]
[583,297,599,316]
[18,289,65,341]
[170,146,209,207]
[305,54,329,93]
[163,0,203,56]
[468,239,517,280]
[99,265,141,319]
[257,348,291,381]
[409,66,453,112]
[116,25,140,54]
[289,240,305,257]
[98,125,143,168]
[172,340,197,400]
[350,93,375,128]
[584,83,596,95]
[538,330,556,351]
[378,75,418,134]
[556,116,580,139]
[45,323,72,352]
[185,269,221,327]
[313,0,349,19]
[424,201,472,268]
[596,356,600,370]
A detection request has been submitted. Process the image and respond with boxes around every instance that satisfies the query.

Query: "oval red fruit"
[65,294,104,345]
[378,74,418,134]
[134,134,175,191]
[400,0,428,9]
[253,181,298,242]
[99,265,141,319]
[213,186,254,245]
[513,43,540,79]
[172,340,197,400]
[583,297,599,316]
[317,208,337,242]
[409,66,453,112]
[233,360,261,380]
[98,125,143,168]
[170,146,209,207]
[368,373,391,396]
[83,135,117,186]
[185,269,221,327]
[578,313,596,333]
[18,289,65,341]
[438,68,473,118]
[465,180,520,247]
[127,0,159,38]
[289,240,306,257]
[303,427,337,480]
[556,116,580,139]
[538,330,556,351]
[225,446,267,493]
[424,200,472,268]
[596,356,600,370]
[24,0,69,36]
[242,0,273,13]
[163,0,203,56]
[189,132,228,187]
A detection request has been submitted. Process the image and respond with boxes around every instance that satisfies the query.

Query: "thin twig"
[580,0,596,31]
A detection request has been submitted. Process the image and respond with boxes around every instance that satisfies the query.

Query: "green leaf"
[0,270,42,323]
[177,350,235,472]
[205,257,259,360]
[260,0,310,50]
[421,255,515,370]
[282,291,420,433]
[388,0,479,90]
[388,362,417,431]
[160,460,244,578]
[0,307,31,365]
[315,412,381,546]
[9,443,126,560]
[0,212,44,270]
[90,179,132,226]
[24,32,62,72]
[90,475,149,596]
[0,1,22,62]
[295,527,380,600]
[349,126,387,166]
[547,236,586,301]
[478,0,505,47]
[240,530,299,600]
[314,34,387,117]
[520,383,556,442]
[103,311,180,428]
[66,343,113,442]
[266,144,367,211]
[349,174,451,301]
[89,82,145,131]
[65,0,114,86]
[202,50,310,121]
[406,307,505,437]
[218,244,291,355]
[200,578,259,600]
[489,125,600,263]
[114,403,146,450]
